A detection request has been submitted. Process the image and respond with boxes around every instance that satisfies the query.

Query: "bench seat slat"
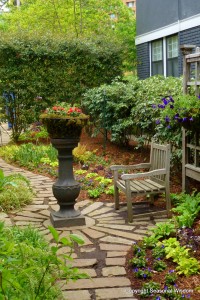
[145,179,165,189]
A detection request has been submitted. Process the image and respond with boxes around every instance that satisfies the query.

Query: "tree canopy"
[0,0,136,70]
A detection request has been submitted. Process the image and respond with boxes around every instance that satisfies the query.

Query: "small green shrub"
[133,268,152,279]
[171,192,200,228]
[152,244,165,259]
[164,270,178,285]
[129,256,146,268]
[140,281,160,298]
[153,259,167,272]
[142,234,159,249]
[149,222,176,240]
[0,169,34,212]
[0,222,89,299]
[87,188,102,199]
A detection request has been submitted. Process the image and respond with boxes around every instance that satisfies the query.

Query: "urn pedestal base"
[50,213,86,228]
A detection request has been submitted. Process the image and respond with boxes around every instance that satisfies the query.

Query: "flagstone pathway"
[0,158,168,300]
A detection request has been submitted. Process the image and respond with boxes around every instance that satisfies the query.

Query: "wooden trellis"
[181,45,200,192]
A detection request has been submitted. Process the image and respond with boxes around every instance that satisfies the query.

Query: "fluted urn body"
[41,116,88,227]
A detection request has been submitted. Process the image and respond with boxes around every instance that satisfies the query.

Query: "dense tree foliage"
[0,0,136,70]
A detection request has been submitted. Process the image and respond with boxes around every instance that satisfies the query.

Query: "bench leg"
[126,192,133,223]
[166,189,172,218]
[114,185,120,210]
[150,194,154,206]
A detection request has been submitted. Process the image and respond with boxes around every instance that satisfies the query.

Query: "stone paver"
[62,290,91,300]
[88,206,114,217]
[107,251,127,257]
[13,216,44,222]
[82,227,106,239]
[0,153,171,300]
[99,243,131,251]
[105,257,126,266]
[81,202,104,215]
[92,226,142,241]
[99,219,126,224]
[100,236,134,245]
[71,230,93,245]
[97,223,135,231]
[61,277,131,290]
[80,268,97,277]
[102,266,126,277]
[95,287,135,299]
[16,211,47,219]
[80,247,96,253]
[72,259,97,267]
[94,212,120,219]
[99,217,124,221]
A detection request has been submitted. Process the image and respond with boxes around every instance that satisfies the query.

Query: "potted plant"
[40,103,89,228]
[40,104,89,138]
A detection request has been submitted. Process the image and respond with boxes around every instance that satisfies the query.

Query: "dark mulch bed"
[125,217,200,300]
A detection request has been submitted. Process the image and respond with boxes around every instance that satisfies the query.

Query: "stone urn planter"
[40,105,89,227]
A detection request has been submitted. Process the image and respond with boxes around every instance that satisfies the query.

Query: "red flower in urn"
[40,103,89,139]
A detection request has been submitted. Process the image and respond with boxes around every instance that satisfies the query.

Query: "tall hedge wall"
[0,35,123,104]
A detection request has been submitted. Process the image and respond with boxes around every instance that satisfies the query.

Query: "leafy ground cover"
[125,193,200,300]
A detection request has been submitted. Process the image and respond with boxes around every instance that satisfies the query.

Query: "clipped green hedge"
[0,34,123,141]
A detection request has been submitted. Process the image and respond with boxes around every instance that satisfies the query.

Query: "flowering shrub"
[153,94,200,130]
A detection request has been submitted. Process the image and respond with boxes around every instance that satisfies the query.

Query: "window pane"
[167,58,178,77]
[152,40,163,62]
[152,61,163,75]
[167,35,178,59]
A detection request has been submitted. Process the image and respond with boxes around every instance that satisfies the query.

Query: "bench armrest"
[121,168,166,180]
[110,163,151,171]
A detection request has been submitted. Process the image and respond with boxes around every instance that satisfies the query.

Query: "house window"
[126,1,135,8]
[152,39,163,75]
[167,35,178,77]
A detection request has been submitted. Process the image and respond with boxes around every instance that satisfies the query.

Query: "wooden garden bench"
[110,143,171,223]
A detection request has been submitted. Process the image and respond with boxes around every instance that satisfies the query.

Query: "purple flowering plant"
[133,267,152,279]
[153,94,200,130]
